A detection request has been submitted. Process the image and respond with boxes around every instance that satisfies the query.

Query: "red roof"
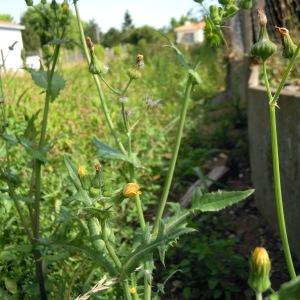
[174,21,205,32]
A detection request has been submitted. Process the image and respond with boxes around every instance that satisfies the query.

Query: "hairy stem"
[73,1,126,155]
[271,43,300,105]
[263,62,296,279]
[100,219,132,300]
[152,77,193,234]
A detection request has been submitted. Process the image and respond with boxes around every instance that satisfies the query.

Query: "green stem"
[263,62,296,279]
[100,219,132,300]
[8,185,33,242]
[256,292,262,300]
[152,77,193,234]
[73,1,126,155]
[99,74,121,95]
[271,43,300,105]
[31,42,61,300]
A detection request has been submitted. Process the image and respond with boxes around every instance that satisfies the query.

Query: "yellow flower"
[78,165,87,177]
[248,247,271,293]
[129,287,137,295]
[252,247,270,267]
[123,183,141,198]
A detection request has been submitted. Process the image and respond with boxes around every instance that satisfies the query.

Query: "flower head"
[78,165,87,177]
[123,183,141,198]
[248,247,271,293]
[129,287,137,295]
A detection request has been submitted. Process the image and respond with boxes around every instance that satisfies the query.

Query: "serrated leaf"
[169,42,202,85]
[18,137,47,162]
[122,216,195,276]
[278,276,300,300]
[64,156,83,191]
[50,242,117,276]
[27,69,65,100]
[192,189,254,212]
[93,137,141,167]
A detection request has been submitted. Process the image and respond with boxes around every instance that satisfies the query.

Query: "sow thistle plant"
[0,0,298,299]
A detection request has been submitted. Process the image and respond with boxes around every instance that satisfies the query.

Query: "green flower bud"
[40,0,46,4]
[218,0,233,6]
[275,26,297,59]
[223,4,239,17]
[239,0,253,9]
[25,0,33,6]
[61,0,69,15]
[89,187,100,198]
[91,163,102,189]
[50,0,58,10]
[127,68,142,80]
[248,247,271,293]
[89,53,108,75]
[204,17,223,47]
[251,10,277,61]
[210,5,222,25]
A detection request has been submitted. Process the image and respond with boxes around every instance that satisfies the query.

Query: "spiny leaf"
[93,137,141,167]
[27,69,65,100]
[192,188,255,212]
[64,156,83,191]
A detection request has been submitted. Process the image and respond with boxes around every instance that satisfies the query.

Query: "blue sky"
[0,0,205,32]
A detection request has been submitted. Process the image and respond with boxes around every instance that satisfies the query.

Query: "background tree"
[84,19,102,44]
[122,10,134,31]
[21,3,80,52]
[102,28,122,47]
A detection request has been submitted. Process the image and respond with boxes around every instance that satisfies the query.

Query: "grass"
[0,42,228,299]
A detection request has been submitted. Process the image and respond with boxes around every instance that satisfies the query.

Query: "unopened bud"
[257,9,267,26]
[136,53,145,69]
[210,5,222,25]
[248,247,271,293]
[239,0,253,9]
[86,36,95,53]
[95,163,102,172]
[123,183,141,198]
[129,287,137,295]
[50,0,58,10]
[251,9,277,61]
[127,68,142,80]
[25,0,33,6]
[223,4,239,18]
[61,0,69,14]
[41,0,46,4]
[275,26,297,59]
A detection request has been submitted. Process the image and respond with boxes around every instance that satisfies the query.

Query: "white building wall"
[176,29,204,45]
[0,26,24,71]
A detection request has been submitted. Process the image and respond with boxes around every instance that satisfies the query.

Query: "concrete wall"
[248,67,300,258]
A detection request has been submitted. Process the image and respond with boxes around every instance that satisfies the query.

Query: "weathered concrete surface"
[248,68,300,259]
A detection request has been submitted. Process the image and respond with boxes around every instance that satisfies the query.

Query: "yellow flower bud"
[123,183,141,198]
[248,247,271,293]
[78,165,87,177]
[129,287,137,295]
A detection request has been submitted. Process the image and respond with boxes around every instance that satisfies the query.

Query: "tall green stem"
[271,43,300,105]
[31,42,61,300]
[73,1,126,155]
[101,219,132,300]
[263,62,296,279]
[152,77,193,234]
[256,292,262,300]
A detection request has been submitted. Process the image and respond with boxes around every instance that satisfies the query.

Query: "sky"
[0,0,204,32]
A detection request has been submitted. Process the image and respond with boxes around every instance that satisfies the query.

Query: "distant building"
[0,21,25,71]
[174,21,205,45]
